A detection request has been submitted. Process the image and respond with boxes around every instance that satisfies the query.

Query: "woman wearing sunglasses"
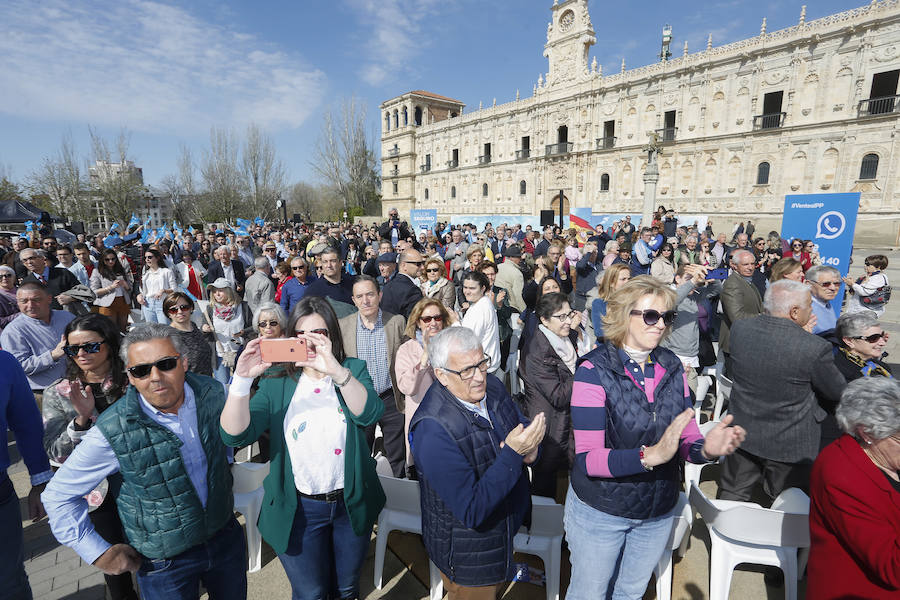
[253,301,287,340]
[90,248,134,333]
[0,265,20,333]
[565,276,745,599]
[420,256,455,311]
[833,312,893,381]
[520,292,580,501]
[136,248,176,324]
[220,295,385,600]
[164,292,213,377]
[786,238,812,272]
[41,313,138,600]
[394,297,453,478]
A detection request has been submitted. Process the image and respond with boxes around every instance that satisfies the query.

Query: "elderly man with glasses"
[410,327,546,599]
[806,265,842,334]
[42,324,246,600]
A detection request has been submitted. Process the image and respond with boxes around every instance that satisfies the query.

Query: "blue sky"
[0,0,864,189]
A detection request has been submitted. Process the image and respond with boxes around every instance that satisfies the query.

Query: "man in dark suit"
[19,248,84,311]
[205,246,246,295]
[719,249,763,374]
[718,280,846,502]
[380,249,424,319]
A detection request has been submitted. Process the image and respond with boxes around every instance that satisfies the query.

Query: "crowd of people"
[0,203,896,600]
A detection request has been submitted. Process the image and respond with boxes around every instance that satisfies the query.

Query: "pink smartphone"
[259,338,308,363]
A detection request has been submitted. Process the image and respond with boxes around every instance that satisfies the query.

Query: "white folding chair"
[689,482,810,600]
[683,421,724,491]
[654,492,693,600]
[231,462,270,573]
[713,372,732,422]
[508,315,523,396]
[512,496,565,600]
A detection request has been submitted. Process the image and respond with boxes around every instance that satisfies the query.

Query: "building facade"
[381,0,900,239]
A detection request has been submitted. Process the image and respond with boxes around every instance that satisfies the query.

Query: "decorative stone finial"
[479,100,483,110]
[533,84,538,95]
[621,57,626,73]
[760,17,767,35]
[683,40,689,56]
[707,34,713,51]
[799,5,806,26]
[492,98,496,107]
[591,56,598,73]
[538,73,544,87]
[516,89,520,100]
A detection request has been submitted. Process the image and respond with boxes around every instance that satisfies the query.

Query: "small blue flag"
[103,235,122,248]
[109,223,120,233]
[254,217,265,226]
[127,213,141,230]
[236,218,252,229]
[144,215,152,227]
[140,229,151,244]
[234,227,249,237]
[188,225,195,234]
[24,220,34,232]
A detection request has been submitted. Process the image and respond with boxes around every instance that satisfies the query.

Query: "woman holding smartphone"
[220,296,385,600]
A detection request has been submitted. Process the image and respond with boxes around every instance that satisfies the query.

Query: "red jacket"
[807,434,900,599]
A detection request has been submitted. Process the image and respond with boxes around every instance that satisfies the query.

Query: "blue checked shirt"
[356,311,392,395]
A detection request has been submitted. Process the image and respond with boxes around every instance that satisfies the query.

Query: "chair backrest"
[379,474,421,515]
[527,495,564,538]
[717,373,733,399]
[232,462,270,494]
[689,482,809,548]
[668,492,692,550]
[375,453,392,477]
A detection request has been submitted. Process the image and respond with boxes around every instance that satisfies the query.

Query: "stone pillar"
[642,160,659,227]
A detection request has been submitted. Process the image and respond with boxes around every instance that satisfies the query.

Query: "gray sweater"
[661,280,722,360]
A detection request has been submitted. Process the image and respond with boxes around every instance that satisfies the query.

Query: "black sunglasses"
[63,341,104,357]
[425,267,441,273]
[853,332,886,343]
[258,320,281,328]
[127,356,181,378]
[167,304,192,314]
[630,309,677,326]
[420,314,443,324]
[292,266,306,271]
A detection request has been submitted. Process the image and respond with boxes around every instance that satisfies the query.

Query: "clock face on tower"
[559,10,575,33]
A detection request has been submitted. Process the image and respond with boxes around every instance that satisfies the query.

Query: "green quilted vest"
[96,372,234,559]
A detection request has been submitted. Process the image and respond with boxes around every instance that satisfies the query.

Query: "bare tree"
[88,127,146,228]
[242,124,286,220]
[197,128,245,223]
[311,96,380,215]
[159,145,199,224]
[26,131,89,222]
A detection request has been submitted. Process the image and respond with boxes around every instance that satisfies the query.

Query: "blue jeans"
[136,517,246,600]
[141,296,168,324]
[0,473,31,600]
[278,494,371,600]
[564,485,675,600]
[213,355,231,387]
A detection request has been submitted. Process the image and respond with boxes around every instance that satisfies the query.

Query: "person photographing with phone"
[220,295,385,600]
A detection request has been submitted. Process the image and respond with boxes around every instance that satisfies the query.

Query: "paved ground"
[7,245,898,600]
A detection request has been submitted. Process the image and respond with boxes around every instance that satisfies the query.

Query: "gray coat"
[719,273,763,354]
[244,271,275,315]
[728,315,846,463]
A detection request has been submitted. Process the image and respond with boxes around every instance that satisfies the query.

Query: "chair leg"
[708,538,736,600]
[245,498,263,573]
[373,521,389,590]
[797,547,809,580]
[654,550,674,600]
[429,561,444,600]
[546,541,562,600]
[780,549,799,600]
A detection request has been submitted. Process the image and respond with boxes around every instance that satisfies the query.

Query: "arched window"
[402,107,408,126]
[392,110,399,129]
[600,173,610,191]
[414,106,423,126]
[482,183,489,197]
[450,186,456,198]
[756,162,770,185]
[519,180,527,195]
[424,188,429,200]
[860,153,879,180]
[384,112,390,131]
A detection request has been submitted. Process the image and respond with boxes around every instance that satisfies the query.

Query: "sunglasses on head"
[127,356,180,378]
[853,332,886,343]
[295,328,329,337]
[630,309,677,327]
[63,341,104,357]
[167,304,192,314]
[420,314,443,324]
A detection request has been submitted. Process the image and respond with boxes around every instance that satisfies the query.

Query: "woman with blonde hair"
[421,256,456,311]
[590,263,631,342]
[566,276,745,598]
[394,297,454,478]
[769,257,805,283]
[203,278,254,385]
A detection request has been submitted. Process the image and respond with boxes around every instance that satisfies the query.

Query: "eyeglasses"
[792,244,802,249]
[0,273,13,279]
[630,309,677,326]
[551,310,577,322]
[127,356,181,378]
[265,248,276,252]
[404,260,425,266]
[852,332,886,343]
[144,255,156,261]
[812,280,841,288]
[426,267,441,273]
[166,304,192,314]
[292,266,306,271]
[440,354,491,380]
[63,341,104,357]
[295,328,329,337]
[258,320,281,328]
[420,314,443,324]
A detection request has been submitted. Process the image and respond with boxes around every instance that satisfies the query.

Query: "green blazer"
[220,357,386,554]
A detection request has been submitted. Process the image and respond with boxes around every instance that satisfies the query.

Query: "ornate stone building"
[380,0,900,239]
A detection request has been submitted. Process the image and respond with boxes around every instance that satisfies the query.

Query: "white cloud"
[0,0,328,133]
[344,0,448,86]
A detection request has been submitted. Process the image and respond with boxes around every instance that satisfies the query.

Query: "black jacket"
[206,260,246,293]
[378,220,411,242]
[22,268,80,310]
[380,273,422,319]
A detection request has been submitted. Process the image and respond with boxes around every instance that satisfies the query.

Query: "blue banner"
[782,193,860,318]
[410,209,437,234]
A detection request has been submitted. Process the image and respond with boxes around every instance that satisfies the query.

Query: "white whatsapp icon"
[815,211,845,240]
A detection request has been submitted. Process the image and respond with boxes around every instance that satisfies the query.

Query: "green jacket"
[220,357,386,554]
[96,372,234,559]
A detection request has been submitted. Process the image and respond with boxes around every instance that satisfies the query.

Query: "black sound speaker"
[69,221,85,235]
[540,210,555,227]
[292,213,303,223]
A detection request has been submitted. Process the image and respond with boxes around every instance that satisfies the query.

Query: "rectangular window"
[757,91,784,129]
[662,111,676,141]
[392,181,398,195]
[425,154,431,169]
[867,70,900,115]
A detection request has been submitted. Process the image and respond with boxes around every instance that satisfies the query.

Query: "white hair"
[837,378,900,440]
[763,280,810,317]
[427,327,483,370]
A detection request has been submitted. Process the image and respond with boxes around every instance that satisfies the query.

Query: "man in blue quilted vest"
[410,327,546,598]
[42,324,246,600]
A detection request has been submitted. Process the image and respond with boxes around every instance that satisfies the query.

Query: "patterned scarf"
[840,347,893,379]
[214,303,237,321]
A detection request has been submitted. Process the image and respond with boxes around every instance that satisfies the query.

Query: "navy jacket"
[380,273,422,319]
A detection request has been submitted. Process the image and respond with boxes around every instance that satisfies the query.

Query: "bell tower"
[543,0,596,86]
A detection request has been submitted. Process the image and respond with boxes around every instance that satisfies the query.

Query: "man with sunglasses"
[42,324,246,600]
[410,327,546,597]
[380,249,424,319]
[719,280,846,503]
[806,265,842,335]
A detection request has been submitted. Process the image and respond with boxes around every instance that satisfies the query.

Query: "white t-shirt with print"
[283,372,347,495]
